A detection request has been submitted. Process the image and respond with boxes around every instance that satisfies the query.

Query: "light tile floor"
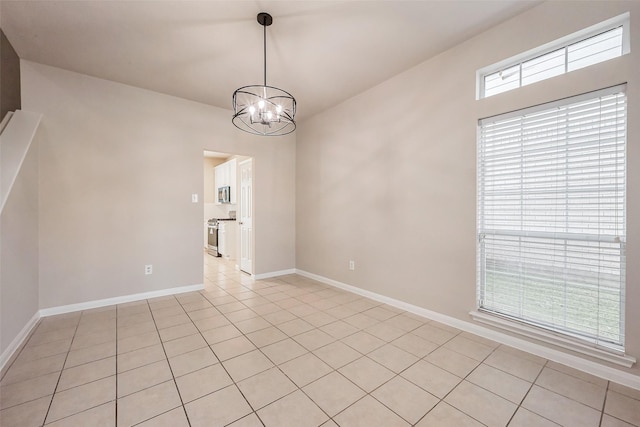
[1,255,639,426]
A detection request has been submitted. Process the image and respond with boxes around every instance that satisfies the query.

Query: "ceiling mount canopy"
[232,12,297,136]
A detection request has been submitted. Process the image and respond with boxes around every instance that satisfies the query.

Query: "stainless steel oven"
[207,219,220,257]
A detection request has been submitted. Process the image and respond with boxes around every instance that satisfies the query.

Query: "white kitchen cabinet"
[218,222,226,256]
[228,160,237,204]
[214,159,237,204]
[217,221,237,259]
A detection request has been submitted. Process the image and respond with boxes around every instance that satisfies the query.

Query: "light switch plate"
[192,194,198,203]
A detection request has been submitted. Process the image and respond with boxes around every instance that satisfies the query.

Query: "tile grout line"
[322,320,430,425]
[194,279,306,424]
[0,317,51,384]
[504,358,547,426]
[40,311,82,426]
[281,288,437,425]
[203,314,271,426]
[216,274,313,426]
[209,264,517,426]
[179,289,266,427]
[208,274,437,426]
[407,329,472,426]
[509,358,552,426]
[239,285,357,426]
[200,270,362,425]
[197,280,306,426]
[115,304,181,415]
[146,296,194,427]
[364,316,550,426]
[598,380,610,427]
[145,287,455,427]
[313,310,457,425]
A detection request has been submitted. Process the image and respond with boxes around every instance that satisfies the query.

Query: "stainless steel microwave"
[218,186,231,203]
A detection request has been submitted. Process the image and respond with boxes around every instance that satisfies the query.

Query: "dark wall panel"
[1,28,21,121]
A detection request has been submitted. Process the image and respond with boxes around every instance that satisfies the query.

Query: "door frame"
[238,158,254,275]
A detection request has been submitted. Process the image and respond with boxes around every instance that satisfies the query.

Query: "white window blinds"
[477,85,627,350]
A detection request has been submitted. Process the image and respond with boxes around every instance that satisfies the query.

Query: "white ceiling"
[0,1,540,121]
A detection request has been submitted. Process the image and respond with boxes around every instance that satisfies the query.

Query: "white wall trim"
[0,110,42,214]
[0,111,14,134]
[0,311,41,373]
[254,268,296,280]
[296,269,640,391]
[39,283,205,317]
[1,283,205,374]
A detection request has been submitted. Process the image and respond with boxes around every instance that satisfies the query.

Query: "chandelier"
[232,13,296,136]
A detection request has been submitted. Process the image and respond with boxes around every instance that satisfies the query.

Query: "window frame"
[475,85,628,359]
[477,12,630,99]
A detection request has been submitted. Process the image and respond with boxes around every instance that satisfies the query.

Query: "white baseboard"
[0,311,41,373]
[0,284,204,377]
[254,268,296,280]
[295,269,640,391]
[1,283,204,375]
[39,283,205,317]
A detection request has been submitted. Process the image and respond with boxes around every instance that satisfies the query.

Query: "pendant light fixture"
[232,12,296,136]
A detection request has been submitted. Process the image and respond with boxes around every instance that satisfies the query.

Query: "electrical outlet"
[349,260,355,271]
[145,265,153,275]
[192,193,198,203]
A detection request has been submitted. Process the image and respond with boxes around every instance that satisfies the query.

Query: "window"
[477,85,627,351]
[479,13,629,98]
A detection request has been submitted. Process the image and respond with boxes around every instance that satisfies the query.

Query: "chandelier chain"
[263,21,267,87]
[232,12,296,136]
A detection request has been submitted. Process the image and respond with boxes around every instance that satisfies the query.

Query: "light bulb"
[276,105,283,113]
[249,105,256,115]
[266,111,273,120]
[258,100,265,109]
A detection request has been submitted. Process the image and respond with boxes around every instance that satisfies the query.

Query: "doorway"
[203,151,254,276]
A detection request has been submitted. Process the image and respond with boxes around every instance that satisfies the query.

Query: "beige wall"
[1,133,39,355]
[21,61,296,309]
[296,1,640,378]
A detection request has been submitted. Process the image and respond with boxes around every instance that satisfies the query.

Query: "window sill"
[469,310,636,368]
